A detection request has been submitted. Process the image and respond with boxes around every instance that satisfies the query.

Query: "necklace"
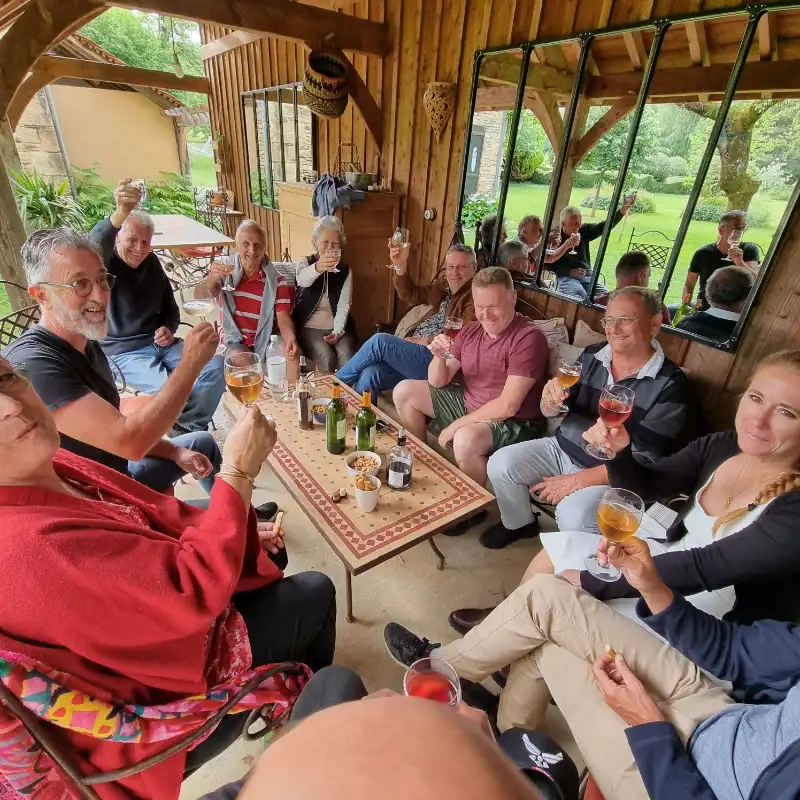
[725,457,786,509]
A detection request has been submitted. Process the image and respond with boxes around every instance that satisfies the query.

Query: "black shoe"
[441,509,489,537]
[448,606,494,636]
[459,679,500,735]
[492,666,510,688]
[255,502,279,522]
[478,517,540,550]
[169,423,190,438]
[384,623,439,667]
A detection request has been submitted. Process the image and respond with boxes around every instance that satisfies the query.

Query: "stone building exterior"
[14,91,68,183]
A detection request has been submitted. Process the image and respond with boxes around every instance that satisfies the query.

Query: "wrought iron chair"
[626,228,674,272]
[0,281,40,349]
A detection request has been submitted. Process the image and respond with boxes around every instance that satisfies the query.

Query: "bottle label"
[336,419,347,440]
[388,468,404,489]
[267,357,286,386]
[369,425,376,447]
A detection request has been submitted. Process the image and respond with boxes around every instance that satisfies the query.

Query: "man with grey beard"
[2,228,223,494]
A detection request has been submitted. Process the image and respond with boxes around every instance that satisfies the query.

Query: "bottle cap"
[270,334,278,342]
[331,383,341,399]
[397,426,407,443]
[362,390,372,407]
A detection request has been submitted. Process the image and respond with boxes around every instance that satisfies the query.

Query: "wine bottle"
[326,383,347,455]
[672,294,695,325]
[296,356,313,431]
[355,390,377,452]
[387,427,413,490]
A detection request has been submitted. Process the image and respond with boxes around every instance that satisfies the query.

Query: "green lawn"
[189,151,216,189]
[504,184,785,306]
[0,291,10,318]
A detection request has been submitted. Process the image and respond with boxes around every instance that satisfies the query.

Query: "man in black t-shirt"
[2,228,222,494]
[683,210,760,311]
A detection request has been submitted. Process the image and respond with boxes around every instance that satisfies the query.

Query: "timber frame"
[456,2,800,353]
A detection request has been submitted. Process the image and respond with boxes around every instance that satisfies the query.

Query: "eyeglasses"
[0,365,30,397]
[601,315,640,329]
[38,274,116,298]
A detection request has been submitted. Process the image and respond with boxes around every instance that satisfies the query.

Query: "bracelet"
[219,462,257,486]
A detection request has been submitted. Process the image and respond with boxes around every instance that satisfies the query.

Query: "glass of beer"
[554,358,581,415]
[586,383,635,461]
[442,317,464,359]
[224,351,264,408]
[404,657,462,707]
[585,488,644,582]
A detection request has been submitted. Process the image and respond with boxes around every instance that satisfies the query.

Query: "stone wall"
[474,110,505,197]
[13,91,68,182]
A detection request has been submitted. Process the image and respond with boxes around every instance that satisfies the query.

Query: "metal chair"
[626,229,674,271]
[0,281,40,348]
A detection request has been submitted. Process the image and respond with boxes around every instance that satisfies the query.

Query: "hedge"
[580,193,656,214]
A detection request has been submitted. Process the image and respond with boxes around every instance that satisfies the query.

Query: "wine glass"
[387,227,410,271]
[181,284,223,355]
[722,226,747,264]
[585,488,644,582]
[553,359,582,416]
[586,383,636,462]
[224,351,264,408]
[568,231,581,256]
[545,228,562,256]
[403,657,461,706]
[327,245,341,274]
[131,179,147,208]
[214,256,236,293]
[442,317,464,359]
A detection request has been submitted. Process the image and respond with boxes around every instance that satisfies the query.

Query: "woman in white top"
[292,216,356,374]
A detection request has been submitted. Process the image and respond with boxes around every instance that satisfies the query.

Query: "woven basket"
[304,50,350,119]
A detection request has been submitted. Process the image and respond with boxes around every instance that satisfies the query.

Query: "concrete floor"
[177,406,574,799]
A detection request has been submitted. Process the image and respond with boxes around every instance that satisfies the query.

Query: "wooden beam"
[481,53,574,96]
[573,96,638,163]
[201,30,266,60]
[623,31,648,71]
[0,0,26,30]
[758,14,777,62]
[7,72,50,129]
[564,39,599,78]
[31,54,210,94]
[686,21,710,67]
[526,89,563,152]
[112,0,390,57]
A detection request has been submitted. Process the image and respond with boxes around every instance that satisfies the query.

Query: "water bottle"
[266,335,287,399]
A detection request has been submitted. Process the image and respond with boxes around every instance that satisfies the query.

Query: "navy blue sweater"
[629,595,800,800]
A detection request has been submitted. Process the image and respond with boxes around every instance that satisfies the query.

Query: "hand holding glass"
[327,246,341,274]
[586,384,635,461]
[546,228,562,256]
[442,317,464,359]
[723,227,747,263]
[224,351,264,407]
[387,228,410,271]
[554,359,581,415]
[404,657,461,706]
[585,489,644,582]
[568,233,581,255]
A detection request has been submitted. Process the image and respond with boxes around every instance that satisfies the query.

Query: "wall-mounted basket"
[304,50,350,119]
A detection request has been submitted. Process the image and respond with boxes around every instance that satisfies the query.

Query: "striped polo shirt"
[226,265,295,347]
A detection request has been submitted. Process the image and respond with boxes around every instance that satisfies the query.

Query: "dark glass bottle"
[387,427,413,490]
[296,356,313,431]
[355,390,377,452]
[326,383,347,455]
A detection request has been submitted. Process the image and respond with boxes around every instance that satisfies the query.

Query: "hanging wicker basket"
[304,50,350,120]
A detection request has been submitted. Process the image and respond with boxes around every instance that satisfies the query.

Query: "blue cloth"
[556,274,594,300]
[335,333,433,397]
[311,172,366,217]
[112,341,225,432]
[128,430,221,495]
[626,594,800,800]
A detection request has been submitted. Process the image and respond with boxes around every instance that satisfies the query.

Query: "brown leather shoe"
[448,606,494,636]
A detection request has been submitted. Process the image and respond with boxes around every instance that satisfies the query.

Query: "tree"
[683,100,783,211]
[506,110,545,182]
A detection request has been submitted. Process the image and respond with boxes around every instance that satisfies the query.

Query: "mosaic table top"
[225,375,494,573]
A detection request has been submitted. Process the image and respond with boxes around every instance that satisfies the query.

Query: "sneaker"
[478,517,540,550]
[255,502,279,522]
[384,623,440,667]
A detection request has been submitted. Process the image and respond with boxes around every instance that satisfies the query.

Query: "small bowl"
[354,475,381,512]
[312,398,331,425]
[345,451,382,478]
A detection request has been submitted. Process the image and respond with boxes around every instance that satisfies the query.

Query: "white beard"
[52,304,108,341]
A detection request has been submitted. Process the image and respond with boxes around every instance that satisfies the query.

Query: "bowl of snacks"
[312,398,331,425]
[345,451,382,478]
[354,473,381,512]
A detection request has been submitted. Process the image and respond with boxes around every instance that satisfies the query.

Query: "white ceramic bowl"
[345,451,382,478]
[312,397,331,425]
[354,475,381,512]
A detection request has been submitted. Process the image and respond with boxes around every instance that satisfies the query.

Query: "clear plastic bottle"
[266,335,287,398]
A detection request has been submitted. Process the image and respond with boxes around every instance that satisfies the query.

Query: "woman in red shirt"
[0,357,335,800]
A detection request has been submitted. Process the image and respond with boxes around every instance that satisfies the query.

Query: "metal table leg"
[428,537,446,570]
[345,569,355,622]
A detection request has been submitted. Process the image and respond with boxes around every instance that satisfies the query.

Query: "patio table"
[224,375,495,621]
[148,214,235,250]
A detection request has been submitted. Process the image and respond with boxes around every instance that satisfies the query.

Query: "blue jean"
[556,274,608,301]
[112,340,225,432]
[128,430,221,494]
[335,333,433,397]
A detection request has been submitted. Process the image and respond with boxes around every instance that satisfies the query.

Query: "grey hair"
[445,243,477,265]
[236,218,267,241]
[517,215,542,235]
[606,285,661,318]
[478,213,504,247]
[311,215,347,246]
[472,266,514,293]
[719,210,747,227]
[560,206,581,223]
[707,266,753,308]
[497,240,528,269]
[122,209,155,233]
[21,227,102,286]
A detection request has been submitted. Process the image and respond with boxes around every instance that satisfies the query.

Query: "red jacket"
[0,450,282,800]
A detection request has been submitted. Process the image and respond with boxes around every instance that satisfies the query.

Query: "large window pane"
[243,94,263,205]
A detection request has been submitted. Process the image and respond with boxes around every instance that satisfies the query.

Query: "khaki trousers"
[438,575,734,800]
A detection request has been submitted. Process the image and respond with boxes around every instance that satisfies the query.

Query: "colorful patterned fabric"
[0,651,311,800]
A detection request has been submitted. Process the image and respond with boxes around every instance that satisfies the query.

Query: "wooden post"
[0,116,28,309]
[554,97,588,217]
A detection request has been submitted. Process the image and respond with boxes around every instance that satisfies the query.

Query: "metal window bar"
[276,89,287,184]
[249,97,264,205]
[260,92,275,208]
[531,35,593,285]
[656,11,764,308]
[293,87,301,183]
[586,24,669,301]
[454,52,485,230]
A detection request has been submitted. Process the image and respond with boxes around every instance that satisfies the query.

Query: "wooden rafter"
[686,21,710,67]
[0,0,26,30]
[7,72,50,128]
[526,89,564,151]
[31,54,210,93]
[201,31,265,60]
[623,31,648,71]
[481,52,574,96]
[758,14,777,62]
[113,0,390,57]
[564,39,599,78]
[573,96,637,163]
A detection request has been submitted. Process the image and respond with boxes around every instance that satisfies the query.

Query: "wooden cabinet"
[277,182,401,341]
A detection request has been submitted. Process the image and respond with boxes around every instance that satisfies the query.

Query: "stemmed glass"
[442,317,464,359]
[131,179,147,208]
[224,352,264,408]
[403,657,461,706]
[180,284,224,355]
[545,228,561,256]
[568,232,581,256]
[214,257,236,293]
[554,358,582,416]
[585,488,644,582]
[387,227,410,271]
[721,226,747,264]
[586,384,636,461]
[327,246,341,274]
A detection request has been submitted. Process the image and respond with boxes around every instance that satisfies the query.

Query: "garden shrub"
[461,193,498,229]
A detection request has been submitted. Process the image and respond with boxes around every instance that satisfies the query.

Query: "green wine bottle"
[326,383,347,455]
[355,389,377,452]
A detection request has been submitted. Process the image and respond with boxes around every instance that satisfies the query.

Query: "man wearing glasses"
[2,227,223,495]
[89,178,225,434]
[475,286,690,552]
